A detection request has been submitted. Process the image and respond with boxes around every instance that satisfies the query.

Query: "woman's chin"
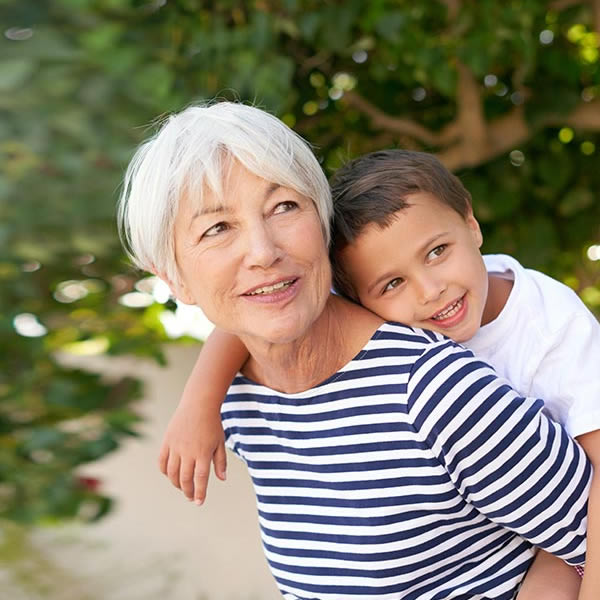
[242,316,312,347]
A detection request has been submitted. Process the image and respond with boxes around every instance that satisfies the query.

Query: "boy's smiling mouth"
[429,295,466,322]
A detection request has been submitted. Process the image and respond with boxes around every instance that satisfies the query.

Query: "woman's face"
[172,162,332,347]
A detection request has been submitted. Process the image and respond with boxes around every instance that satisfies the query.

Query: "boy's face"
[338,192,489,343]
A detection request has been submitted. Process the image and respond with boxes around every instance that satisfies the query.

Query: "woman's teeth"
[431,298,463,320]
[247,280,294,296]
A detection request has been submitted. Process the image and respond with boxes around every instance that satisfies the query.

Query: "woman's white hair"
[117,101,332,284]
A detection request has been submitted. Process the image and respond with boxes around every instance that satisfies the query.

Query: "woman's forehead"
[180,164,283,217]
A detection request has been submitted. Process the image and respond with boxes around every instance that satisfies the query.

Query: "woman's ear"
[152,264,195,305]
[171,283,195,305]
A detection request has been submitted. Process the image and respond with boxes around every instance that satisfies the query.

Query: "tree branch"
[438,99,600,170]
[549,0,600,32]
[347,91,600,171]
[344,4,600,174]
[454,61,488,162]
[440,0,461,21]
[344,50,600,173]
[549,0,585,11]
[557,99,600,129]
[438,107,530,170]
[342,91,443,146]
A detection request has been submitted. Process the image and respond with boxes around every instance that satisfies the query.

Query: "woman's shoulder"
[229,321,448,396]
[328,297,444,360]
[375,321,447,344]
[334,295,447,343]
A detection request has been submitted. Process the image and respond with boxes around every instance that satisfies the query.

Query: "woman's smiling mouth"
[244,278,297,296]
[241,278,300,304]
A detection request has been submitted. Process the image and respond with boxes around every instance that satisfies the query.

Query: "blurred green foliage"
[0,0,599,524]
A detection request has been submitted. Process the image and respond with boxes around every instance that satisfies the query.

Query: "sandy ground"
[15,345,281,600]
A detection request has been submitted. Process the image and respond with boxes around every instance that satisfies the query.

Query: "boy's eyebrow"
[366,232,449,295]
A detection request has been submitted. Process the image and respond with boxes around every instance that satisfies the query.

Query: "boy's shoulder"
[484,253,593,333]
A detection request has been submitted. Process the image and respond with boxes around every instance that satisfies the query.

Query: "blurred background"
[1,0,599,598]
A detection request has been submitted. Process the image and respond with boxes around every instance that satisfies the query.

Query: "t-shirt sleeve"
[222,378,250,461]
[406,339,590,565]
[529,311,600,439]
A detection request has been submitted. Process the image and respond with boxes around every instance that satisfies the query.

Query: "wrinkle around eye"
[203,222,229,238]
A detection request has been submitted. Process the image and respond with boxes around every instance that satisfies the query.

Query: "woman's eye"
[273,200,298,214]
[427,244,447,260]
[383,277,404,294]
[202,222,229,238]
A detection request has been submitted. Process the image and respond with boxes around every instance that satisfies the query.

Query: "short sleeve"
[529,312,600,438]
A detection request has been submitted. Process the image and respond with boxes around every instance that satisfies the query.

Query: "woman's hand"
[158,399,227,504]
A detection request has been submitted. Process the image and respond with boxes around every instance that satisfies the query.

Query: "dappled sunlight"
[1,0,599,596]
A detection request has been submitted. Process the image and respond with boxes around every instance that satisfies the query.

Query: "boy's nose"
[416,277,447,304]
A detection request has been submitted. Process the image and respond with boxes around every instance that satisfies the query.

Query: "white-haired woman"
[118,102,589,600]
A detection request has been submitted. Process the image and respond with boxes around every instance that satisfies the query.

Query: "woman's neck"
[241,295,382,393]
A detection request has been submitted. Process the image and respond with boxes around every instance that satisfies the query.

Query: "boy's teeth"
[432,298,463,320]
[248,280,293,295]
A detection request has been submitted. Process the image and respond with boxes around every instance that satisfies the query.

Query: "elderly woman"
[118,102,589,600]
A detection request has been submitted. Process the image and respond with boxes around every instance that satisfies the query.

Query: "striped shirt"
[222,323,590,600]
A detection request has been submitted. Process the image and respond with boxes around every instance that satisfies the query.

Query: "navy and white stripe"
[222,322,590,600]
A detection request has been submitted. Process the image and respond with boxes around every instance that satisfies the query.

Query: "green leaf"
[0,58,35,91]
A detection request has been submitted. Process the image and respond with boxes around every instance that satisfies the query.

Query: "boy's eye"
[427,244,447,260]
[382,277,404,294]
[202,221,229,238]
[273,200,298,214]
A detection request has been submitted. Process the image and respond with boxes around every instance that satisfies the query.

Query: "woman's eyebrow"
[188,205,227,232]
[194,204,227,218]
[190,182,282,224]
[265,182,282,198]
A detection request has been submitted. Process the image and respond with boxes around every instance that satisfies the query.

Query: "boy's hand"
[158,401,227,504]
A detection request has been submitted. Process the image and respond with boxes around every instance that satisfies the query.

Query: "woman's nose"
[243,223,281,269]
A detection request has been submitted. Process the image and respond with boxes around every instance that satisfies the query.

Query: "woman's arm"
[406,339,590,564]
[516,432,600,600]
[576,429,600,600]
[158,328,249,504]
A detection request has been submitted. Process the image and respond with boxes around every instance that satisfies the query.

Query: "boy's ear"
[465,208,483,249]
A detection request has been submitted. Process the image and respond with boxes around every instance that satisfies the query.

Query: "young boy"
[158,150,600,599]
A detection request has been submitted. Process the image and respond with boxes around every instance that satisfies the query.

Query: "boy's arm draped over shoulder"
[406,339,590,564]
[158,328,250,504]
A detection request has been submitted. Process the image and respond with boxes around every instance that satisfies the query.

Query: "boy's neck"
[481,273,514,327]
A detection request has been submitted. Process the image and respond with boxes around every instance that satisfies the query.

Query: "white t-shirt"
[465,253,600,438]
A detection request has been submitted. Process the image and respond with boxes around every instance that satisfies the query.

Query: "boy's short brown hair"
[329,149,472,300]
